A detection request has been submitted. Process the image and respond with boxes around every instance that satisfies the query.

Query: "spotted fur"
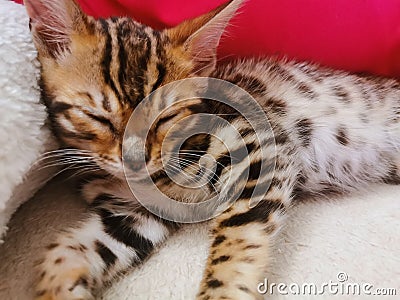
[25,0,400,299]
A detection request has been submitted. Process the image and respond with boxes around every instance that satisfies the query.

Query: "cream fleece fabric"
[1,177,399,299]
[0,0,57,241]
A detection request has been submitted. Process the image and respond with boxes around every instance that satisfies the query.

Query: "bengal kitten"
[25,0,400,299]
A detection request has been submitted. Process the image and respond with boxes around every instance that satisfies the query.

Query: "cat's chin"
[98,166,128,181]
[120,168,154,183]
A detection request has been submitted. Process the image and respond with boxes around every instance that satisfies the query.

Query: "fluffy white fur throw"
[0,0,57,241]
[0,1,399,299]
[1,177,399,299]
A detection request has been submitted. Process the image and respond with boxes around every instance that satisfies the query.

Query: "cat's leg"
[35,179,179,300]
[197,172,295,300]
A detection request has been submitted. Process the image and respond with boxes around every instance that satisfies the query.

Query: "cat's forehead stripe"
[97,17,163,106]
[99,19,122,103]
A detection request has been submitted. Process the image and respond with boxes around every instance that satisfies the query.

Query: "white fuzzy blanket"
[0,0,57,242]
[1,177,399,299]
[0,2,399,299]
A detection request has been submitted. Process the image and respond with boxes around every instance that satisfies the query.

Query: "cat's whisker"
[35,150,97,166]
[40,148,94,156]
[38,156,96,165]
[63,167,102,182]
[37,159,98,170]
[169,153,229,171]
[165,150,236,161]
[163,165,212,197]
[38,163,84,184]
[167,157,221,193]
[35,152,92,162]
[169,156,220,178]
[167,157,200,173]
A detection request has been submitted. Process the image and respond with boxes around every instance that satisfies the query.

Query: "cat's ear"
[165,0,244,75]
[24,0,89,59]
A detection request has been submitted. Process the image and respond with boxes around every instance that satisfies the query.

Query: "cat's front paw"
[35,244,95,300]
[35,267,94,300]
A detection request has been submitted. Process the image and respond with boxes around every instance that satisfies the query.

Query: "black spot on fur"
[79,244,88,251]
[265,97,287,115]
[297,82,316,98]
[211,255,231,265]
[342,161,352,175]
[95,240,117,268]
[207,279,224,288]
[270,177,282,189]
[212,235,226,247]
[237,285,251,293]
[383,164,400,184]
[51,102,72,114]
[54,257,64,264]
[39,271,46,280]
[265,223,277,234]
[102,93,112,112]
[219,200,285,227]
[333,85,350,103]
[275,132,290,145]
[244,244,262,250]
[46,243,59,250]
[35,290,46,297]
[269,63,295,81]
[297,173,307,185]
[230,74,267,95]
[296,118,313,147]
[239,127,255,138]
[205,271,214,280]
[273,124,290,145]
[318,181,342,195]
[336,127,349,145]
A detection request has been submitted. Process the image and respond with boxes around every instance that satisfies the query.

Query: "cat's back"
[212,57,400,109]
[211,57,400,194]
[211,57,400,135]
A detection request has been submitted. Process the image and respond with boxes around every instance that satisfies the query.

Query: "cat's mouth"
[122,154,217,187]
[122,158,160,182]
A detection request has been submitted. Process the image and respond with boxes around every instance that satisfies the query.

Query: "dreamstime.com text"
[257,272,397,296]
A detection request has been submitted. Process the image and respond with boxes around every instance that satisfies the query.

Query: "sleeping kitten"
[25,0,400,299]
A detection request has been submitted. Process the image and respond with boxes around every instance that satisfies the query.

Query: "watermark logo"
[257,272,397,296]
[122,77,276,223]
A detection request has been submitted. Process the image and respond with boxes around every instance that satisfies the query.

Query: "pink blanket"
[15,0,400,77]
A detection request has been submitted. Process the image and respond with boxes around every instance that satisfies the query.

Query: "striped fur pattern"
[25,0,400,299]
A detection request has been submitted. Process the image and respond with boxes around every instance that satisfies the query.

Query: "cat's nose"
[127,160,145,172]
